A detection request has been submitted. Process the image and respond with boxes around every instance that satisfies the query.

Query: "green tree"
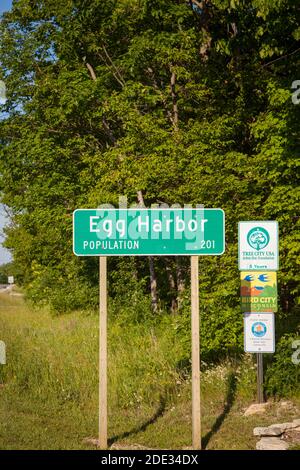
[0,0,299,358]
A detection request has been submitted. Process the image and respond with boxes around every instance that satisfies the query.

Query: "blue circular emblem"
[252,322,267,338]
[247,227,270,250]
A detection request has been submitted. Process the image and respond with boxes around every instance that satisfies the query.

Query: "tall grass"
[0,294,185,411]
[3,293,298,450]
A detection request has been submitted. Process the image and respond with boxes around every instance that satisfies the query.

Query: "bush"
[265,333,300,397]
[25,261,99,314]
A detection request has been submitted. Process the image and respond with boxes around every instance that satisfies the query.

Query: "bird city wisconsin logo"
[251,322,267,338]
[240,272,277,312]
[247,227,270,251]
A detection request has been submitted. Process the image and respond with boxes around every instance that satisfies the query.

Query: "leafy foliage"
[265,333,300,397]
[0,1,299,363]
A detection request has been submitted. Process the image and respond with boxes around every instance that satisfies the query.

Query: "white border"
[243,312,275,354]
[72,208,225,257]
[238,220,279,271]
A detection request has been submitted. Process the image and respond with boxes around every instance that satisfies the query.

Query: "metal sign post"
[257,353,264,404]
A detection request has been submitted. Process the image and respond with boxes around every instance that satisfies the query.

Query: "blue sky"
[0,0,12,264]
[0,0,13,15]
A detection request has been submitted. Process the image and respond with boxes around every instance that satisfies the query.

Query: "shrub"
[265,333,300,397]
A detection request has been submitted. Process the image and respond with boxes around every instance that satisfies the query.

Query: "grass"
[0,292,299,450]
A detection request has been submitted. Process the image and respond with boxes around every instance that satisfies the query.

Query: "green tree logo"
[247,227,270,250]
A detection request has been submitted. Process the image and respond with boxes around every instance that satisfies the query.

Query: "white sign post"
[238,221,278,271]
[8,276,14,285]
[244,313,275,353]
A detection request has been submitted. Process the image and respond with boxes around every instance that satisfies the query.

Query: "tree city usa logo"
[247,227,270,251]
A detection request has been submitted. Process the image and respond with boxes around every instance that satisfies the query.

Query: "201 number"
[200,240,215,249]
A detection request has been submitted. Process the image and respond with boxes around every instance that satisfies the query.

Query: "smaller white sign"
[238,221,278,270]
[244,312,275,353]
[8,276,14,284]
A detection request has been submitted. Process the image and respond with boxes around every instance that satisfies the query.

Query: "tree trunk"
[176,256,185,310]
[149,256,158,313]
[164,258,177,314]
[170,70,179,131]
[137,190,159,313]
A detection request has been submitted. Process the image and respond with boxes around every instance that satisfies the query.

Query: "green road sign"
[73,208,225,256]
